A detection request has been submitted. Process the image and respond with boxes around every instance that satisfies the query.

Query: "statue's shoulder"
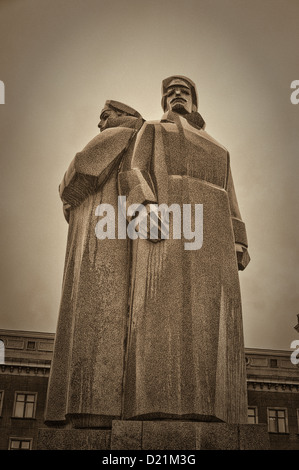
[178,117,228,153]
[139,116,177,136]
[141,120,161,128]
[197,129,228,153]
[72,127,137,177]
[134,120,160,141]
[82,126,135,151]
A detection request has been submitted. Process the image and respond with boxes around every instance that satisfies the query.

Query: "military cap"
[100,100,141,118]
[161,75,198,112]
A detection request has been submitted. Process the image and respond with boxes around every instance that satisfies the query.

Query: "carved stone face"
[98,108,120,131]
[165,85,193,114]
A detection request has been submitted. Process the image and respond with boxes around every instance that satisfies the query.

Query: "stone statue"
[118,76,250,423]
[45,77,250,431]
[45,100,144,428]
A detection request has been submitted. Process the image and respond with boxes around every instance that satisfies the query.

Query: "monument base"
[37,428,111,450]
[38,421,270,450]
[111,421,269,450]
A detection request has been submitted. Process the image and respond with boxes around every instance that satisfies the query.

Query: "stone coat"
[118,111,250,424]
[45,116,143,428]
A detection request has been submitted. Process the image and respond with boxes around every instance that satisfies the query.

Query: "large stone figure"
[118,76,250,424]
[45,101,144,428]
[45,77,250,434]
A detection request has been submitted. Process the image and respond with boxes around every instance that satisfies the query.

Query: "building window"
[13,393,37,419]
[26,341,36,351]
[9,438,32,450]
[267,408,288,433]
[270,359,278,368]
[248,406,258,424]
[0,390,4,415]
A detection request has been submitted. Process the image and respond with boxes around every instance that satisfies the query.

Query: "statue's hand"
[235,243,250,271]
[62,202,71,223]
[134,204,167,243]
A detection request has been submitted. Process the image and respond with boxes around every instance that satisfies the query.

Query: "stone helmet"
[100,100,142,118]
[161,75,199,112]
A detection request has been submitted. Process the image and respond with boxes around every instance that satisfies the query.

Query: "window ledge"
[268,432,290,435]
[10,417,36,420]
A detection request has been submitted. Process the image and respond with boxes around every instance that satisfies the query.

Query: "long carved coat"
[45,116,143,428]
[118,111,250,424]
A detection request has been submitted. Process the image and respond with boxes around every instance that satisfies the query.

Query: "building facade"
[0,330,53,450]
[0,329,299,450]
[246,347,299,450]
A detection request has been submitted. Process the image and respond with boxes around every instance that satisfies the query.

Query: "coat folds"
[45,116,143,428]
[118,111,249,423]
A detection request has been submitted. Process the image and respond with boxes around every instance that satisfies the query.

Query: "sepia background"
[0,0,298,350]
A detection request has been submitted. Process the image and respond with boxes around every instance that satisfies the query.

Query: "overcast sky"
[0,0,298,351]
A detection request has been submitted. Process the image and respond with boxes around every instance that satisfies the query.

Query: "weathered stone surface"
[143,421,197,450]
[37,421,270,450]
[111,420,142,450]
[109,421,270,450]
[196,422,239,450]
[239,424,270,450]
[37,428,111,450]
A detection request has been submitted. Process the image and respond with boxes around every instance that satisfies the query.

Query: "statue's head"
[98,100,141,131]
[161,76,198,115]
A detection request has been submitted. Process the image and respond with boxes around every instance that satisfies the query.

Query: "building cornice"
[247,377,299,393]
[245,347,294,357]
[0,363,50,377]
[0,329,55,340]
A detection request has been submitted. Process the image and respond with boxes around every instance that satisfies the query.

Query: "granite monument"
[40,78,270,450]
